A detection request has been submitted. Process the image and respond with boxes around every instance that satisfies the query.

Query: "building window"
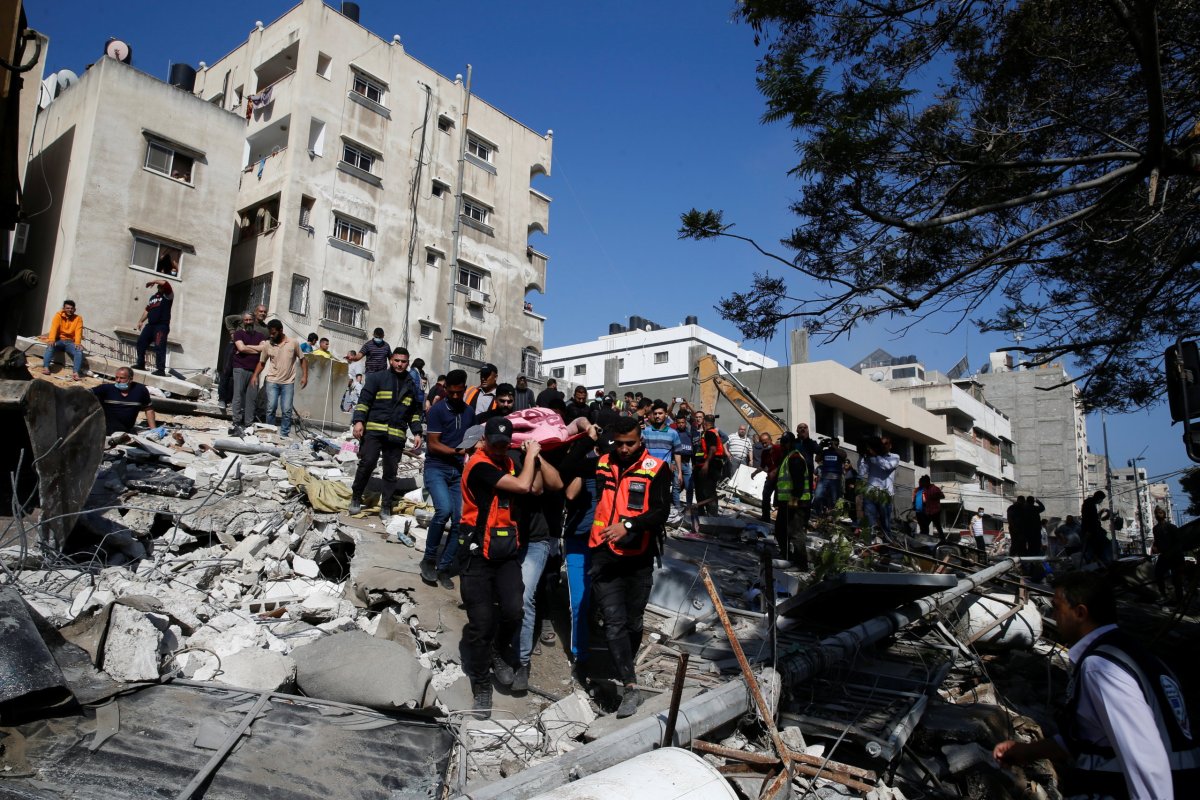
[299,195,315,228]
[308,119,326,157]
[316,52,332,79]
[724,360,733,371]
[425,247,443,267]
[467,134,493,163]
[323,293,366,329]
[456,263,486,291]
[463,198,490,225]
[618,358,625,369]
[131,236,183,277]
[521,348,542,379]
[654,351,669,364]
[341,141,375,173]
[419,322,435,340]
[451,331,486,362]
[144,141,194,183]
[551,366,565,379]
[468,304,484,321]
[332,214,373,250]
[289,275,310,315]
[438,114,454,133]
[247,274,272,310]
[431,179,449,198]
[574,364,586,376]
[351,72,384,104]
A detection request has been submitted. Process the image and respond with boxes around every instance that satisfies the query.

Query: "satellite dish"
[870,371,885,382]
[55,69,79,91]
[105,38,132,64]
[38,69,79,108]
[644,324,652,332]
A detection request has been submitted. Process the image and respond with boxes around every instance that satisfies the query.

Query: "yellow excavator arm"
[694,354,787,439]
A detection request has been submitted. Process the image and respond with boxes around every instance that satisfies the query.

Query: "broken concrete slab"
[539,690,597,754]
[101,605,162,682]
[213,648,297,693]
[291,630,433,712]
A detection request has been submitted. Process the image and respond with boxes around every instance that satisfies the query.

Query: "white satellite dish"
[39,69,79,108]
[870,371,885,382]
[56,69,79,92]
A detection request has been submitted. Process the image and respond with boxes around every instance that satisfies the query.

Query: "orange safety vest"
[590,450,666,556]
[463,385,497,412]
[698,427,727,459]
[460,450,519,560]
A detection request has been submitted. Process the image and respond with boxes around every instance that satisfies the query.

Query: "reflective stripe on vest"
[776,452,810,504]
[589,451,665,556]
[698,428,726,459]
[460,450,519,560]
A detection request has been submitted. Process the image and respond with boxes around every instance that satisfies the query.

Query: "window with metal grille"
[521,349,541,379]
[323,293,365,329]
[419,322,435,340]
[451,332,485,362]
[551,366,565,379]
[289,275,309,315]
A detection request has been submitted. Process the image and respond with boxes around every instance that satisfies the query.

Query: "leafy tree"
[681,0,1200,410]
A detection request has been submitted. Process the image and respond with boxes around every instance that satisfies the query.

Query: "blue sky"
[27,0,1195,518]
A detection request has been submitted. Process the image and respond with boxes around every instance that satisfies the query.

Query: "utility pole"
[1101,412,1118,558]
[1128,457,1147,555]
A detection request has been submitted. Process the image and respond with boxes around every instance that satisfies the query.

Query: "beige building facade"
[193,0,552,381]
[15,56,244,369]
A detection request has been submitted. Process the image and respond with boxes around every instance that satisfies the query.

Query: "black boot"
[469,681,493,719]
[380,495,393,522]
[616,685,642,718]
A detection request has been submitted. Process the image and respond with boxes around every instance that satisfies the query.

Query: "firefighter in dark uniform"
[694,413,727,515]
[994,571,1199,799]
[590,416,672,718]
[458,417,542,719]
[349,347,423,520]
[774,431,811,569]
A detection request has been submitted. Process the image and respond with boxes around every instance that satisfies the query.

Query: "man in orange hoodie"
[41,299,85,380]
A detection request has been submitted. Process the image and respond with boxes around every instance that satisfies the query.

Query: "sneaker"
[419,560,438,585]
[469,681,493,720]
[380,499,393,522]
[492,654,515,687]
[348,496,363,515]
[512,663,530,692]
[228,425,243,437]
[616,686,643,718]
[437,570,455,590]
[151,370,167,377]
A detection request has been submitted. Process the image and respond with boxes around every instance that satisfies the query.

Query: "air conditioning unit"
[467,288,489,306]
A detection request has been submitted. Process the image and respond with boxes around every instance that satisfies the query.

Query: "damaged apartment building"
[11,0,553,381]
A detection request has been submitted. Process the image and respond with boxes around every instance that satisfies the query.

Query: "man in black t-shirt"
[535,377,564,408]
[134,279,174,375]
[92,366,156,434]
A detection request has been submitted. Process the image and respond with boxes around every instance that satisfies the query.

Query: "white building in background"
[542,315,777,391]
[193,0,552,382]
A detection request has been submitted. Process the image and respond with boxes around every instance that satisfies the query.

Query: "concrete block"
[228,534,268,564]
[102,605,162,682]
[291,630,433,711]
[539,690,597,753]
[292,555,320,578]
[214,648,297,692]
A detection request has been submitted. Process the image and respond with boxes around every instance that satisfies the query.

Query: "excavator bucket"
[0,368,106,552]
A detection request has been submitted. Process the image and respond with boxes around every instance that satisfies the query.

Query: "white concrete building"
[15,56,244,369]
[542,316,777,391]
[193,0,552,381]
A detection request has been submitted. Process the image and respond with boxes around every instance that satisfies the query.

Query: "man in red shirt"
[753,432,783,522]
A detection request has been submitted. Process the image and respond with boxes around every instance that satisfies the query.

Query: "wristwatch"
[623,520,633,532]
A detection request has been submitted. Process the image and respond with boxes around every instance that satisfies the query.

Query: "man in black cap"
[465,363,499,415]
[458,417,541,718]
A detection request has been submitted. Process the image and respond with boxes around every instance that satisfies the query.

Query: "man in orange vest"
[694,414,727,515]
[458,417,541,719]
[590,416,672,717]
[463,363,499,415]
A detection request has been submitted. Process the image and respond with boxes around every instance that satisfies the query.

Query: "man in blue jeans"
[250,320,307,437]
[420,370,475,589]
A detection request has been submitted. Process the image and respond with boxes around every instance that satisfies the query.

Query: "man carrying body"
[251,320,308,438]
[564,385,594,424]
[994,571,1198,799]
[92,366,155,434]
[346,328,391,374]
[421,370,475,588]
[134,279,174,375]
[465,363,499,415]
[349,348,422,520]
[474,382,516,425]
[228,313,266,435]
[459,419,541,718]
[590,417,671,717]
[41,299,85,381]
[726,424,754,475]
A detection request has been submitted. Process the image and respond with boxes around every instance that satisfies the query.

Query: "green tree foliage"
[681,0,1200,410]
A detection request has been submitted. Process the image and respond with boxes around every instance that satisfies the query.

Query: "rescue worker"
[694,414,727,515]
[590,417,672,718]
[464,363,499,414]
[994,571,1199,800]
[458,418,541,719]
[349,348,423,520]
[774,432,811,569]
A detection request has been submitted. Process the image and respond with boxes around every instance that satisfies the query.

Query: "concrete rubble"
[2,373,1197,799]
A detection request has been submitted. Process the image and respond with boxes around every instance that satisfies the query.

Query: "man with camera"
[858,434,900,540]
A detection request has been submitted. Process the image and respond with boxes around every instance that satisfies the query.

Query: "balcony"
[243,71,293,131]
[529,188,551,236]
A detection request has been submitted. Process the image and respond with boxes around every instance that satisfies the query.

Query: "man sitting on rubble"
[349,347,423,521]
[590,416,671,718]
[994,571,1198,800]
[458,419,541,718]
[41,299,86,381]
[92,366,156,435]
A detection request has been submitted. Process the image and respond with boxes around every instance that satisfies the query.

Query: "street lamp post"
[1128,457,1147,555]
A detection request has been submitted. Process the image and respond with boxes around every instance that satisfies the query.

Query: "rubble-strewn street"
[2,365,1197,800]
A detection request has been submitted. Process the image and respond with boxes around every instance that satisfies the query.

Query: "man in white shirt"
[970,508,986,557]
[994,571,1196,799]
[726,424,754,474]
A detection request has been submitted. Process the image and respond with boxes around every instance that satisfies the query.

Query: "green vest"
[776,452,811,505]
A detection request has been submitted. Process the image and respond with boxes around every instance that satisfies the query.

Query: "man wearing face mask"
[421,370,475,588]
[349,347,423,521]
[590,416,671,718]
[228,312,266,435]
[346,328,391,374]
[251,320,308,438]
[92,366,156,434]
